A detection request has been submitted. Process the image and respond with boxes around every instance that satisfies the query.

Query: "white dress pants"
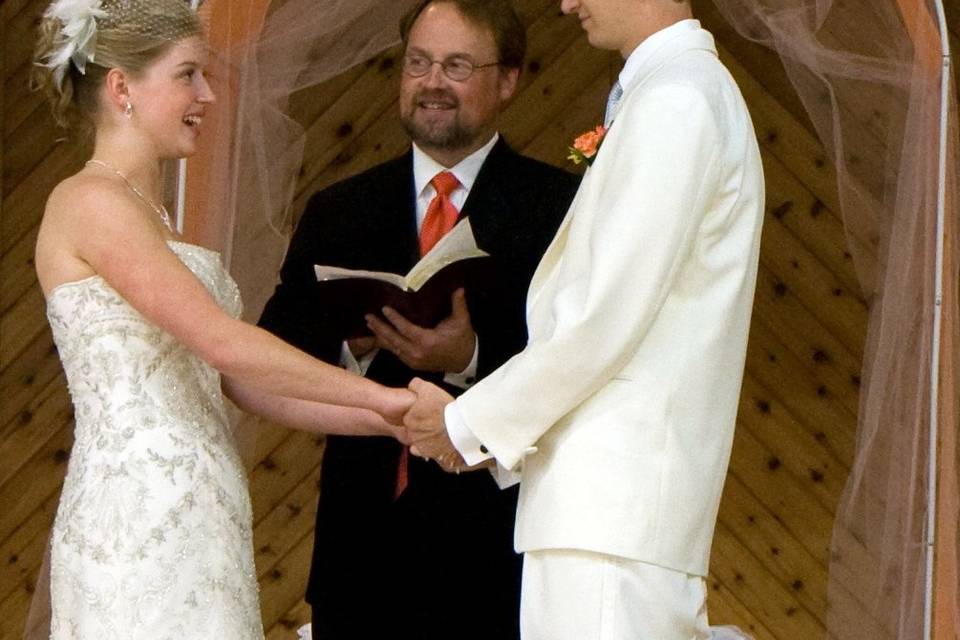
[520,549,711,640]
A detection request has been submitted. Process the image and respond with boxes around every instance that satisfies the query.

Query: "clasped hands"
[382,377,479,474]
[404,376,489,474]
[361,289,486,474]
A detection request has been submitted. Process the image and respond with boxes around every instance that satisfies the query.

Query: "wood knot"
[771,201,793,220]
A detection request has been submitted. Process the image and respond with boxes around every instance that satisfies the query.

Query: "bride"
[31,0,413,637]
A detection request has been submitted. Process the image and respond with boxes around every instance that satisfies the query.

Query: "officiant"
[257,1,579,638]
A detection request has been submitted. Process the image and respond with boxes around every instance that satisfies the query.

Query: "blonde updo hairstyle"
[33,0,203,131]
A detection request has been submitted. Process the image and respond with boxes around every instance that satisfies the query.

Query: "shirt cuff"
[339,341,377,376]
[490,462,521,489]
[442,334,479,389]
[444,401,492,466]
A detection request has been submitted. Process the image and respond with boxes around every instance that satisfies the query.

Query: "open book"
[313,217,490,338]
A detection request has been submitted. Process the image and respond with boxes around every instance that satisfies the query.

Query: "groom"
[404,0,765,638]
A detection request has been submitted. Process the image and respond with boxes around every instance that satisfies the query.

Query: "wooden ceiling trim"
[0,585,34,640]
[0,424,71,544]
[739,367,853,486]
[0,490,57,604]
[2,2,46,133]
[738,375,847,513]
[285,59,382,144]
[265,600,312,639]
[759,219,868,353]
[2,226,43,317]
[1,286,50,369]
[251,463,320,580]
[759,153,865,297]
[744,322,858,462]
[706,585,777,640]
[248,432,323,524]
[2,144,86,256]
[746,314,860,429]
[728,427,835,560]
[752,266,865,384]
[0,377,69,490]
[257,528,314,633]
[719,474,831,619]
[0,334,63,429]
[712,520,827,638]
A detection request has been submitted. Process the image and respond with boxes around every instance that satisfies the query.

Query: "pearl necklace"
[85,159,174,232]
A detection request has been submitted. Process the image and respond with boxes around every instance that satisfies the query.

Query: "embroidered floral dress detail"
[45,241,264,640]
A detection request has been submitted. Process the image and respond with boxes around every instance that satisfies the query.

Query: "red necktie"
[395,171,461,499]
[419,171,461,255]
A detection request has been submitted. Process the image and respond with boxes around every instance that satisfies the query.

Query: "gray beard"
[400,112,477,152]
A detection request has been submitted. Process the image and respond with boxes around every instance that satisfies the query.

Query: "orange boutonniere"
[567,125,607,166]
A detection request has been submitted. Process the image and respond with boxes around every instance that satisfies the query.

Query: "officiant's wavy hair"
[399,0,526,70]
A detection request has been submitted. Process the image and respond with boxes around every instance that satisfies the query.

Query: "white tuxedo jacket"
[456,23,764,576]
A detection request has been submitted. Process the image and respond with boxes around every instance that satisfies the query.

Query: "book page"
[314,264,408,289]
[405,217,489,290]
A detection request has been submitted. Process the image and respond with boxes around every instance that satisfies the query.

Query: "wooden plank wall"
[2,1,956,638]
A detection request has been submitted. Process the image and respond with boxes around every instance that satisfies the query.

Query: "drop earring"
[124,101,133,118]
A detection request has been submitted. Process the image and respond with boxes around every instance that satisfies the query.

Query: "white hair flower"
[43,0,108,88]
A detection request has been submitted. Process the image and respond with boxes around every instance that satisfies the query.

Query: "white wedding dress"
[44,241,264,639]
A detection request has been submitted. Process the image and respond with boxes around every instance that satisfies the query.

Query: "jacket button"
[480,445,489,454]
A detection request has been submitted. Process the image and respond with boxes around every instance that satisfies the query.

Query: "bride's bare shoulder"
[37,172,149,291]
[45,171,132,221]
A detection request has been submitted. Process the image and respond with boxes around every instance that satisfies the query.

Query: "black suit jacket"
[259,139,579,640]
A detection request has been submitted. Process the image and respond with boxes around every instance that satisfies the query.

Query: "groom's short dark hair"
[400,0,527,70]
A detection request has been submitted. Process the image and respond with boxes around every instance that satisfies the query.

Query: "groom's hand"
[404,377,465,472]
[365,289,475,372]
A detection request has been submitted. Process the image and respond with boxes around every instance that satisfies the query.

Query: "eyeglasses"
[402,54,501,81]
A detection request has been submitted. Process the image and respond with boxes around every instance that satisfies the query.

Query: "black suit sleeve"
[258,190,345,365]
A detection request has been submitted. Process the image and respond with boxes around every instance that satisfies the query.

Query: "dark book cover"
[312,218,490,339]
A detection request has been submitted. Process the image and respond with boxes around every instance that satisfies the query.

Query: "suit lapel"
[459,138,515,252]
[377,151,421,270]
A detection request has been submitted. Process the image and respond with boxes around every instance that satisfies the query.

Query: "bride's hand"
[380,387,416,426]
